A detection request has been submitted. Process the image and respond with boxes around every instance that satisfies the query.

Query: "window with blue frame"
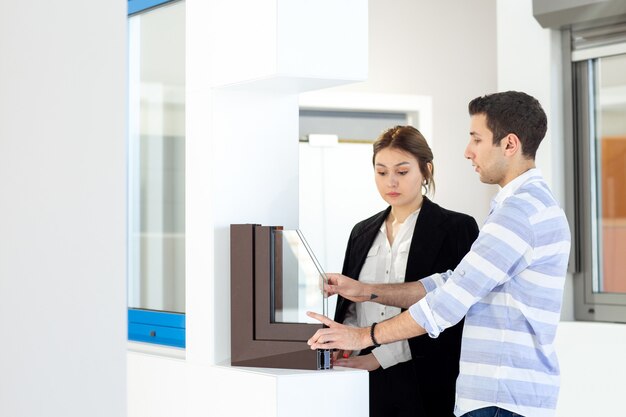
[128,0,175,15]
[127,0,185,348]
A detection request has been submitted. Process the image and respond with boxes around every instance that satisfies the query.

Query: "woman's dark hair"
[468,91,547,159]
[372,125,435,195]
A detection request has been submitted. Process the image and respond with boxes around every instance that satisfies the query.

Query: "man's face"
[464,113,507,186]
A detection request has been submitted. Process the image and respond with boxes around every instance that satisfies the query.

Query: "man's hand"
[334,353,381,372]
[306,311,371,350]
[325,273,373,302]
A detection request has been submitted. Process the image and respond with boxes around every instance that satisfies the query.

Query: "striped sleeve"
[409,203,534,338]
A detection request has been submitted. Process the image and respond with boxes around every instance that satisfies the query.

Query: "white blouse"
[343,208,420,369]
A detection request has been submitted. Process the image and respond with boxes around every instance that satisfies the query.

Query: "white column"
[184,1,369,416]
[0,1,127,416]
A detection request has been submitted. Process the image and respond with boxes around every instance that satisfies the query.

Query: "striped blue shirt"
[408,169,570,417]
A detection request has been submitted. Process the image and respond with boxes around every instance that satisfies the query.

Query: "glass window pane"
[128,1,185,312]
[272,229,328,324]
[594,53,626,294]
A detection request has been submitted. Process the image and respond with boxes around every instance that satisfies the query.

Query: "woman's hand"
[331,349,353,362]
[334,353,381,372]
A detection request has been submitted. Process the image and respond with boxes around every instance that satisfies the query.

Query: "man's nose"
[464,146,472,160]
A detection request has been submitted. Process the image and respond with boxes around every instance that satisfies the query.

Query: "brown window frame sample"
[230,224,330,370]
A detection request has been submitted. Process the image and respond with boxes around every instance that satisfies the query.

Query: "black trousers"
[368,360,424,417]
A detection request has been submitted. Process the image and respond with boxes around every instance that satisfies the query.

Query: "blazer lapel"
[347,207,390,280]
[404,198,447,282]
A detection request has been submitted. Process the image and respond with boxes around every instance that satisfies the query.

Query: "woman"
[333,125,479,417]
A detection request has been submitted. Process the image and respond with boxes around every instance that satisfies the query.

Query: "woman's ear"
[427,162,433,175]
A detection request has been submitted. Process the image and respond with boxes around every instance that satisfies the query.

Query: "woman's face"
[374,147,425,210]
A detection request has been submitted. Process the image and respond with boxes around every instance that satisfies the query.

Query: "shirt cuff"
[371,342,409,369]
[408,296,442,339]
[419,272,440,292]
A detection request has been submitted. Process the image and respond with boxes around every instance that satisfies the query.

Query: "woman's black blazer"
[334,197,479,416]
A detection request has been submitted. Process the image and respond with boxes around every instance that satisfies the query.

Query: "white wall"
[317,0,499,226]
[555,322,626,416]
[497,1,626,415]
[128,351,186,417]
[0,1,127,416]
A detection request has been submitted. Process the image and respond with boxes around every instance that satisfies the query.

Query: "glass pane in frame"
[593,53,626,294]
[128,1,186,312]
[272,229,328,324]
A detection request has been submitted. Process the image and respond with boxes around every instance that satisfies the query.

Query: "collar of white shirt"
[378,207,421,235]
[491,168,542,211]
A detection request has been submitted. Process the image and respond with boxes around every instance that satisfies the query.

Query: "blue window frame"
[128,0,175,15]
[128,309,185,348]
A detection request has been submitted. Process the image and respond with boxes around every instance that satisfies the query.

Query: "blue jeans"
[461,407,523,417]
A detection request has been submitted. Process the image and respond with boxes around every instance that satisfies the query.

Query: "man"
[308,91,571,417]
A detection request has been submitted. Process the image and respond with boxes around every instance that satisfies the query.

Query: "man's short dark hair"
[468,91,547,159]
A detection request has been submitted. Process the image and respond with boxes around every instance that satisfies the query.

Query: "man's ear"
[503,133,521,156]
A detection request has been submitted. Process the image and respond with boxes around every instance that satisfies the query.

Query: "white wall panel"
[0,1,127,416]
